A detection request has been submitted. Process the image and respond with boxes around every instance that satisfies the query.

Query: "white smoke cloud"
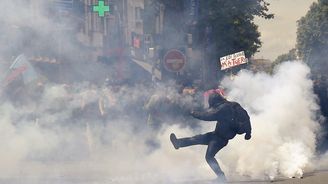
[0,0,326,183]
[0,58,325,183]
[218,61,320,180]
[0,79,206,183]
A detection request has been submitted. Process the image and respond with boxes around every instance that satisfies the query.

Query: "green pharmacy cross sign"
[93,0,110,17]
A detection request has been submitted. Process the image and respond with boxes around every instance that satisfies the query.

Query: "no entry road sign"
[163,49,186,72]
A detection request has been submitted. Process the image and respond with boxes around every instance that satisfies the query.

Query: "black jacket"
[191,98,251,140]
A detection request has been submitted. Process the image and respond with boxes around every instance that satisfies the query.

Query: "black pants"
[178,132,229,177]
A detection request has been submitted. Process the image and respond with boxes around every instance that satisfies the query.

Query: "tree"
[274,48,298,63]
[270,48,299,74]
[296,0,328,151]
[296,0,328,74]
[154,0,273,57]
[198,0,273,58]
[196,0,273,85]
[153,0,273,86]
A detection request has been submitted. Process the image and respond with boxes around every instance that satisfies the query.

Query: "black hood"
[208,93,225,107]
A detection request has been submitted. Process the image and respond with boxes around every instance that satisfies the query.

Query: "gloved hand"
[244,133,251,140]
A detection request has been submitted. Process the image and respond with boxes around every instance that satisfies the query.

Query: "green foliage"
[271,48,298,74]
[296,0,328,72]
[274,48,298,63]
[153,0,273,83]
[198,0,273,58]
[155,0,273,58]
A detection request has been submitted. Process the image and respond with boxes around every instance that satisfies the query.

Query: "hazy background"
[255,0,316,60]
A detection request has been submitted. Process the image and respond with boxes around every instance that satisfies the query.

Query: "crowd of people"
[1,72,213,131]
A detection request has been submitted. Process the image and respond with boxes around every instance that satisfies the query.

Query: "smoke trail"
[217,61,320,179]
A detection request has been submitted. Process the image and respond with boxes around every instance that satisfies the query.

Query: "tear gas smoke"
[0,81,209,182]
[1,60,325,183]
[219,61,321,179]
[0,0,327,183]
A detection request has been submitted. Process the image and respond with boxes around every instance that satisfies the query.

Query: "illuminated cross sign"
[93,1,110,17]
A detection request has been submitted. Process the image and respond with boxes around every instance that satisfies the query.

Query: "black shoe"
[170,133,179,149]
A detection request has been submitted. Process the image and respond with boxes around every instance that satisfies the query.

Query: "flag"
[4,54,38,86]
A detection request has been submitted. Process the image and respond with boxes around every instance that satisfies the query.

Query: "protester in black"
[170,92,252,182]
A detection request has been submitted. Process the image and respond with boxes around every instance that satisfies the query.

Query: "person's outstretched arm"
[190,103,230,121]
[190,108,218,121]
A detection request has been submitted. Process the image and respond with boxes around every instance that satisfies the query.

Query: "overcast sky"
[254,0,316,61]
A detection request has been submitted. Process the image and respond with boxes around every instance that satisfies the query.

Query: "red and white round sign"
[163,49,186,72]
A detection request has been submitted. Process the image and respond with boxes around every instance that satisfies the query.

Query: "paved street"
[180,171,328,184]
[1,170,328,184]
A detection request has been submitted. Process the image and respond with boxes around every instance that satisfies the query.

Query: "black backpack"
[231,102,251,134]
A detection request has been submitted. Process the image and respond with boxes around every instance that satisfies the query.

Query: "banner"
[219,51,248,70]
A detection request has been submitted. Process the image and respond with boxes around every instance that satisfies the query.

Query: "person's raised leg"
[205,139,228,182]
[170,132,212,149]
